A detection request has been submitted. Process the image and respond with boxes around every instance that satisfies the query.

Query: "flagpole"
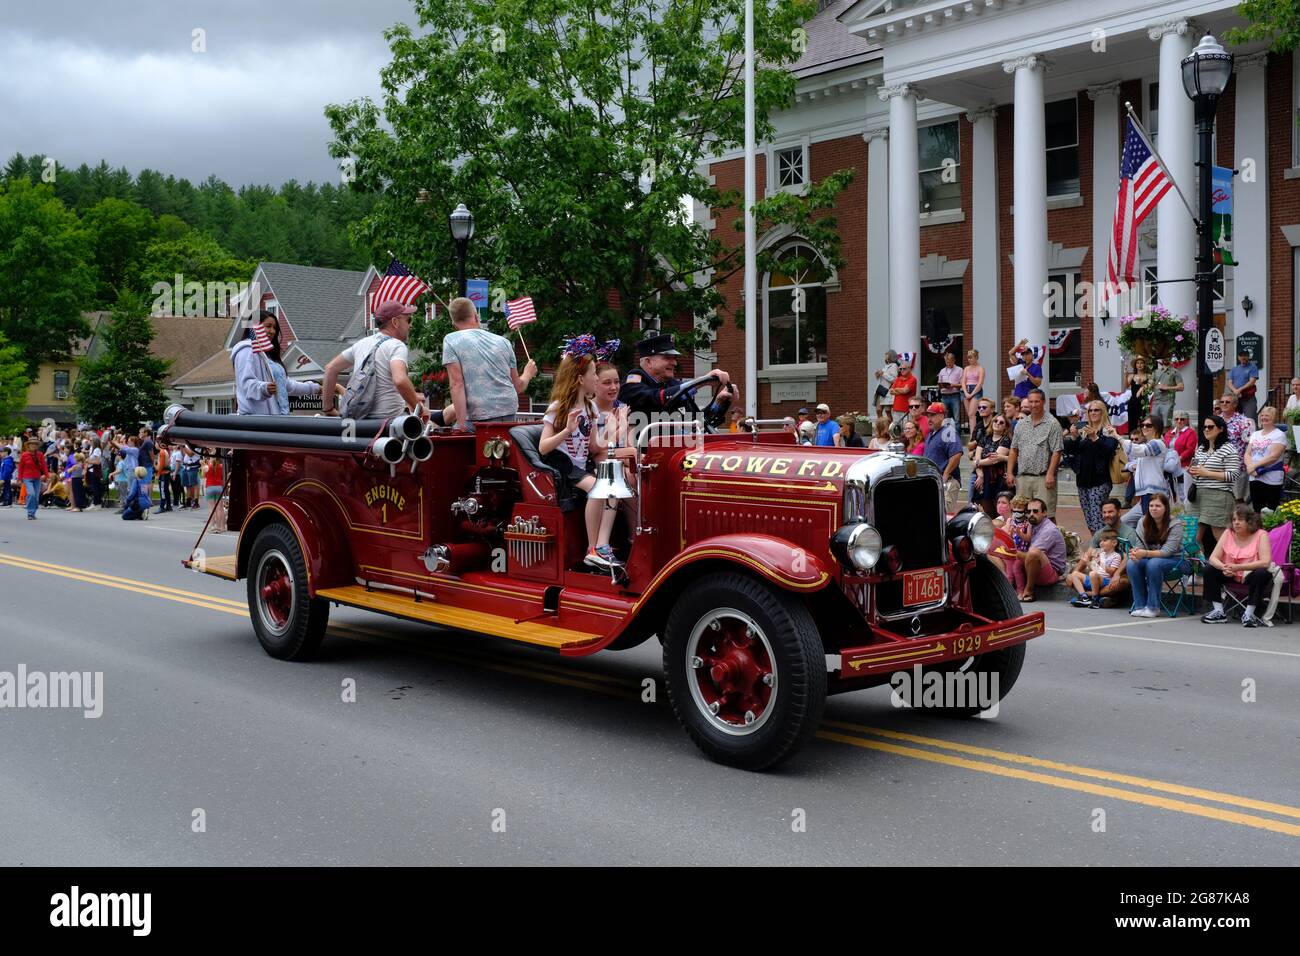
[1123,102,1199,225]
[743,0,757,419]
[517,330,532,363]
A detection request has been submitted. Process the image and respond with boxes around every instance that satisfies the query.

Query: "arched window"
[764,243,829,368]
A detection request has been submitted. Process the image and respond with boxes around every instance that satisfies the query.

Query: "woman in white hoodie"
[231,310,322,415]
[1118,413,1171,529]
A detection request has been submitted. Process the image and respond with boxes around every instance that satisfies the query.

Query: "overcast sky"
[1,0,421,188]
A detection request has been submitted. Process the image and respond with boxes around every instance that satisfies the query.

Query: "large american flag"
[374,257,429,307]
[505,295,536,330]
[1107,119,1173,297]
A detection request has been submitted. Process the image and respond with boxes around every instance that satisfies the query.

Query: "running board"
[314,584,604,650]
[182,554,239,580]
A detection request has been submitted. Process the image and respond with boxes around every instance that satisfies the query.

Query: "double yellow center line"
[2,551,1298,837]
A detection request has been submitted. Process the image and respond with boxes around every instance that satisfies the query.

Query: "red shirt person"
[891,361,917,420]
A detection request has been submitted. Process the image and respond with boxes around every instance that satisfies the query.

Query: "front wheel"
[246,522,329,661]
[663,572,825,770]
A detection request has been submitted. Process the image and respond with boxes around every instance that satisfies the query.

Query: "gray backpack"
[339,334,385,420]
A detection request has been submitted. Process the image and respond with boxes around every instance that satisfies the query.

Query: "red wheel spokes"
[694,620,774,727]
[260,564,292,627]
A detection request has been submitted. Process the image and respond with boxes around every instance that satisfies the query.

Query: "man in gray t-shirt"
[442,297,536,430]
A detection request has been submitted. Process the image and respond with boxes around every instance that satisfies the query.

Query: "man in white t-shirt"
[442,297,536,432]
[323,301,424,421]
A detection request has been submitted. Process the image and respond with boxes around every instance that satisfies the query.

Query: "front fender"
[238,497,354,594]
[645,533,832,598]
[597,534,833,653]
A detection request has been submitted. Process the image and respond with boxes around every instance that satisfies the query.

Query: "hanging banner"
[1212,166,1235,266]
[466,278,490,312]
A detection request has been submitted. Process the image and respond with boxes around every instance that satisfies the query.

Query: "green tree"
[326,0,850,361]
[136,231,257,311]
[74,290,170,427]
[0,331,33,433]
[0,178,95,374]
[1227,1,1300,52]
[81,197,159,306]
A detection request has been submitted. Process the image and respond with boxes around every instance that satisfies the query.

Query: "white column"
[1234,53,1270,379]
[865,127,891,371]
[1004,55,1051,378]
[1088,82,1123,391]
[967,106,1001,399]
[1151,20,1198,407]
[881,84,923,358]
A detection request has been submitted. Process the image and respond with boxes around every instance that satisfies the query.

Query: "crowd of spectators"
[2,425,226,528]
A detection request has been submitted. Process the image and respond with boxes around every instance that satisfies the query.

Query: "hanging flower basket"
[1116,306,1197,363]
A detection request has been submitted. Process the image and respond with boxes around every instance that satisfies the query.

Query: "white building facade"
[702,0,1297,419]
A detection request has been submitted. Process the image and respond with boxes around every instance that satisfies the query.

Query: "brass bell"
[589,457,633,500]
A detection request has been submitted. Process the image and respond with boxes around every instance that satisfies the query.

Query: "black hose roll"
[165,408,390,439]
[162,426,375,455]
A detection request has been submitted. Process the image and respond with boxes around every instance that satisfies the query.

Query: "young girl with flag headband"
[540,335,623,570]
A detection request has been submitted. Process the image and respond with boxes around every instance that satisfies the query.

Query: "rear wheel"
[663,572,825,770]
[246,523,329,661]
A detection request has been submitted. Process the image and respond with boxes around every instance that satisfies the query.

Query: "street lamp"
[1182,33,1233,425]
[448,203,475,298]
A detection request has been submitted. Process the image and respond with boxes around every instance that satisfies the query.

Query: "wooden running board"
[314,584,604,650]
[185,554,239,580]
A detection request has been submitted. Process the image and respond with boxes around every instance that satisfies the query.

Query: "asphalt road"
[2,502,1298,866]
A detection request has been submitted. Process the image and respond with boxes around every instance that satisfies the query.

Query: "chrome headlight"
[946,508,994,556]
[831,522,883,571]
[967,511,993,554]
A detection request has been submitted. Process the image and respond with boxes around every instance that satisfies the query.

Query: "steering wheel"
[666,372,723,401]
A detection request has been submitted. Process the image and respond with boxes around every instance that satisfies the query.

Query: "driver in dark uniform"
[618,333,738,429]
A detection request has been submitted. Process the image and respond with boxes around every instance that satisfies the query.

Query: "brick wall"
[709,134,869,419]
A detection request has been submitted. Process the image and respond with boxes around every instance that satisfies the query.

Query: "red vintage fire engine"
[163,395,1044,770]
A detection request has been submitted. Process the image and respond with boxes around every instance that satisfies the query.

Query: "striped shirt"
[1190,444,1240,493]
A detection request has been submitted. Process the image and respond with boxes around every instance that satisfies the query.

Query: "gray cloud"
[1,0,421,186]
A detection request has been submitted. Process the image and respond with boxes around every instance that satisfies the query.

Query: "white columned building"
[1089,82,1123,392]
[1233,52,1271,374]
[968,105,1001,378]
[1152,19,1199,409]
[864,126,891,369]
[882,83,923,359]
[1006,55,1051,377]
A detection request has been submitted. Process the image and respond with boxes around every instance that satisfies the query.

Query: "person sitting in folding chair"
[1201,504,1274,628]
[1126,493,1184,618]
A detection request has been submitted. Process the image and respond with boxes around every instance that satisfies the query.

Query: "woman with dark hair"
[1201,505,1274,627]
[1125,492,1184,617]
[231,310,322,415]
[1187,414,1239,558]
[971,413,1011,516]
[1126,356,1151,429]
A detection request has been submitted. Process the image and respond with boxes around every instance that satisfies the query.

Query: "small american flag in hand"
[505,296,536,330]
[251,325,273,353]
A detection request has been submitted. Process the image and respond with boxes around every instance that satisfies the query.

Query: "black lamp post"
[1182,33,1233,426]
[448,203,475,298]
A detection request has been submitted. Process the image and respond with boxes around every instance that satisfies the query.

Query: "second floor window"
[1046,98,1079,197]
[53,370,70,399]
[918,120,960,214]
[775,146,806,189]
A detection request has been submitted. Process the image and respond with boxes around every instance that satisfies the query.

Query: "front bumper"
[837,608,1045,676]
